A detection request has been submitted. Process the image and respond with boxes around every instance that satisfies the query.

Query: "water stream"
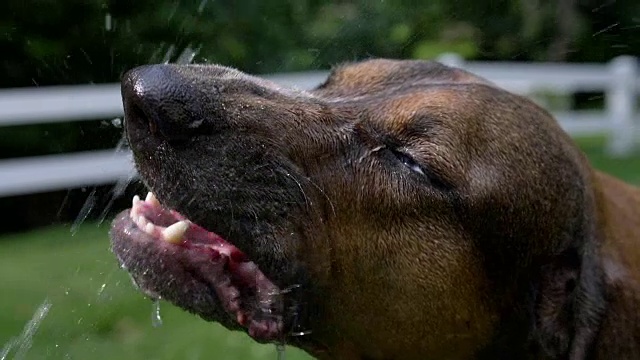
[0,299,52,360]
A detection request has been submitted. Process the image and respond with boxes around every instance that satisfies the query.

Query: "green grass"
[0,137,638,360]
[574,136,640,184]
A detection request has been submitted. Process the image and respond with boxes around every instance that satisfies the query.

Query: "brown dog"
[110,59,640,359]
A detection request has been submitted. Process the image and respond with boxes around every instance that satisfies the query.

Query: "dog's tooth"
[145,222,155,235]
[131,195,141,218]
[162,221,189,244]
[145,192,160,207]
[137,215,147,228]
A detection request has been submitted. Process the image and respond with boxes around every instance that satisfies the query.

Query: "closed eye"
[390,149,425,176]
[389,149,451,190]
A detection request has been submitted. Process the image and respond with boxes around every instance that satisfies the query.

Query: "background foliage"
[2,0,638,89]
[0,0,638,230]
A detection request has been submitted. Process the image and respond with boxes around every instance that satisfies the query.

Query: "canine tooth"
[132,195,141,205]
[137,215,147,228]
[145,192,160,207]
[145,223,155,234]
[162,221,189,244]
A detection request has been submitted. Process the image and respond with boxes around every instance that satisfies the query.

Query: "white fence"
[0,54,638,197]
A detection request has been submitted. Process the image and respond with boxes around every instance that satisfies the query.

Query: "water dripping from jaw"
[275,342,286,360]
[272,283,314,360]
[151,298,163,328]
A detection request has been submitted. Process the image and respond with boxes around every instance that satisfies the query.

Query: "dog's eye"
[391,149,425,176]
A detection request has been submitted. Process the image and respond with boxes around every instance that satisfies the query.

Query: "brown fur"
[112,59,640,359]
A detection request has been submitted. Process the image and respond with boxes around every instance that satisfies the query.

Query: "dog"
[110,58,640,359]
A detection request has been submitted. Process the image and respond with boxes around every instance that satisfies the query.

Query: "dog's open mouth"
[110,192,283,341]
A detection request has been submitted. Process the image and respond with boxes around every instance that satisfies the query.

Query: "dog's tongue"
[128,192,283,340]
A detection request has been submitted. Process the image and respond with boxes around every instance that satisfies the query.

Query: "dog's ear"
[531,216,606,358]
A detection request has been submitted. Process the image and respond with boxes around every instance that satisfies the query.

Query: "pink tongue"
[182,220,241,253]
[187,244,283,340]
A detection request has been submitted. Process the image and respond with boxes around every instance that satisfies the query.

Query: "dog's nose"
[121,65,205,144]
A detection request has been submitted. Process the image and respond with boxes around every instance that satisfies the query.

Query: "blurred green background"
[0,0,639,359]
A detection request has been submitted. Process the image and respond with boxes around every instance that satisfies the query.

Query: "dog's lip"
[110,192,285,341]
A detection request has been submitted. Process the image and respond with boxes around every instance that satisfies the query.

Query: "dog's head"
[110,59,601,359]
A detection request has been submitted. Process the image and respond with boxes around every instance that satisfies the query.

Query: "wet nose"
[121,65,205,144]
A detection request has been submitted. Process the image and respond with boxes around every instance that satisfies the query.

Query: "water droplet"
[111,118,122,128]
[162,45,176,64]
[290,329,312,337]
[97,283,106,296]
[151,300,163,328]
[175,45,200,65]
[197,0,208,13]
[104,13,112,31]
[71,188,97,234]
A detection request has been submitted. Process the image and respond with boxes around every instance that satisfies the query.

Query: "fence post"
[437,53,465,69]
[606,56,638,156]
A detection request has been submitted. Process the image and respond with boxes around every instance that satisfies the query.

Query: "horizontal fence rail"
[0,151,133,196]
[0,54,638,197]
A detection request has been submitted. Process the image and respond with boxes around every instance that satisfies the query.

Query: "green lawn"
[1,137,638,360]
